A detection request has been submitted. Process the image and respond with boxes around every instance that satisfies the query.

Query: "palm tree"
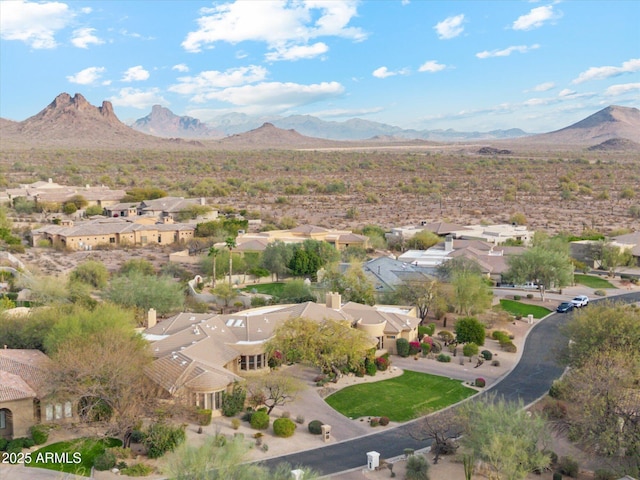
[225,237,237,286]
[207,246,219,288]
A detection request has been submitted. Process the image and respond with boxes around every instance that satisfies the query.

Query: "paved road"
[261,292,640,476]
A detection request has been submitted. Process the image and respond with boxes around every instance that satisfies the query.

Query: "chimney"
[325,292,341,310]
[200,197,206,206]
[445,235,454,253]
[147,308,157,329]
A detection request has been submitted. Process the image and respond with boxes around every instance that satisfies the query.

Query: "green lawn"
[242,282,285,296]
[27,437,121,477]
[325,370,476,421]
[574,274,616,289]
[499,299,552,319]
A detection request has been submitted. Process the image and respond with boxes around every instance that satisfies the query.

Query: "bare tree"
[409,410,463,463]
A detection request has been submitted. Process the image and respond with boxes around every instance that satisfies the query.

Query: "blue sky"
[1,0,639,132]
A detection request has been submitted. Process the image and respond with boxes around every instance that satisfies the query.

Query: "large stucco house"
[143,294,419,415]
[0,349,76,440]
[3,179,126,208]
[31,217,196,250]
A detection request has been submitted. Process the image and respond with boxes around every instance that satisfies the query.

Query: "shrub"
[430,340,442,354]
[526,293,534,299]
[6,438,31,453]
[196,409,212,426]
[492,330,510,341]
[273,418,296,438]
[396,338,410,357]
[308,420,323,434]
[438,330,454,343]
[548,380,563,399]
[408,341,421,355]
[593,289,607,296]
[475,377,486,388]
[462,342,479,358]
[501,341,517,353]
[121,463,154,477]
[418,323,436,337]
[295,414,305,424]
[365,358,377,376]
[22,438,35,448]
[420,342,431,355]
[94,451,117,471]
[30,425,49,445]
[513,295,521,300]
[558,456,579,478]
[143,422,186,459]
[221,383,246,417]
[370,417,380,427]
[491,359,500,367]
[108,446,132,459]
[480,350,493,360]
[455,318,486,346]
[379,416,390,426]
[437,353,451,363]
[231,418,241,430]
[594,469,617,480]
[405,454,430,480]
[250,410,270,430]
[0,438,8,452]
[543,401,568,420]
[280,411,290,419]
[553,473,563,480]
[375,355,390,371]
[130,430,145,443]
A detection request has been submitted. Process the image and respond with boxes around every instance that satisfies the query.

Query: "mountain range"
[1,92,638,151]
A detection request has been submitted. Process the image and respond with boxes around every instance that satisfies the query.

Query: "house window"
[109,237,115,243]
[239,354,266,371]
[0,410,5,429]
[158,235,162,243]
[64,402,72,418]
[55,404,63,419]
[377,336,384,349]
[45,404,53,421]
[141,236,147,243]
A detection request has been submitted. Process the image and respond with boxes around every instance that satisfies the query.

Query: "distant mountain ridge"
[132,108,530,141]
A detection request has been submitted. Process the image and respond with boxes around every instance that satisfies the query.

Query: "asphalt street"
[261,291,640,476]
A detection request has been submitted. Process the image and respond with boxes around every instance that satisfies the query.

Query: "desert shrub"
[593,289,607,296]
[420,342,431,355]
[221,383,246,417]
[30,424,49,445]
[308,420,323,434]
[5,439,23,454]
[553,473,563,480]
[0,438,8,451]
[370,417,380,427]
[375,355,390,371]
[437,353,451,363]
[396,338,410,357]
[94,451,117,471]
[405,454,430,480]
[273,418,296,437]
[143,422,186,459]
[196,409,212,426]
[501,341,517,353]
[475,377,486,388]
[250,410,270,430]
[365,358,377,376]
[462,342,479,358]
[491,359,500,367]
[251,296,267,307]
[108,446,132,459]
[280,411,290,419]
[594,469,617,480]
[418,323,436,337]
[480,349,493,360]
[430,340,442,354]
[22,438,35,448]
[231,418,241,430]
[379,416,390,426]
[513,295,521,300]
[548,380,563,399]
[455,317,486,346]
[438,330,454,343]
[558,456,579,478]
[408,341,421,355]
[130,430,145,443]
[121,463,153,477]
[295,414,305,424]
[543,400,568,420]
[526,293,534,299]
[492,330,510,341]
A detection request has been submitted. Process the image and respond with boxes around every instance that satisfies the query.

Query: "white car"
[571,295,589,308]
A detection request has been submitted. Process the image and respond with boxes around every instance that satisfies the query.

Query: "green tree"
[120,258,155,276]
[260,241,293,281]
[106,272,184,316]
[600,242,635,276]
[505,245,574,301]
[70,260,109,289]
[121,187,167,202]
[405,230,440,250]
[455,317,486,346]
[279,279,316,303]
[396,279,447,324]
[450,270,492,316]
[225,237,236,286]
[211,283,237,308]
[207,246,220,287]
[436,257,483,283]
[18,274,71,305]
[458,395,550,480]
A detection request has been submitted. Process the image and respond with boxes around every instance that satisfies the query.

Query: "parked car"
[570,295,589,308]
[556,302,574,313]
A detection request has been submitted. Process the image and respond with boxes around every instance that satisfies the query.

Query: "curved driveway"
[261,292,640,475]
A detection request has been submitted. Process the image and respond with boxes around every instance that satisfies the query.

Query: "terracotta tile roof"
[0,371,37,402]
[0,349,51,400]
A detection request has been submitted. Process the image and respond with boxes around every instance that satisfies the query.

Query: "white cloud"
[531,82,555,92]
[80,7,92,14]
[418,60,446,73]
[558,88,576,97]
[372,66,409,78]
[572,58,640,84]
[433,14,465,40]
[198,81,345,111]
[172,64,189,73]
[604,83,640,96]
[476,44,539,59]
[310,106,384,118]
[0,0,71,49]
[181,0,366,59]
[71,27,103,49]
[109,88,167,109]
[512,5,560,31]
[66,66,105,85]
[265,42,329,61]
[121,66,150,82]
[169,65,269,97]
